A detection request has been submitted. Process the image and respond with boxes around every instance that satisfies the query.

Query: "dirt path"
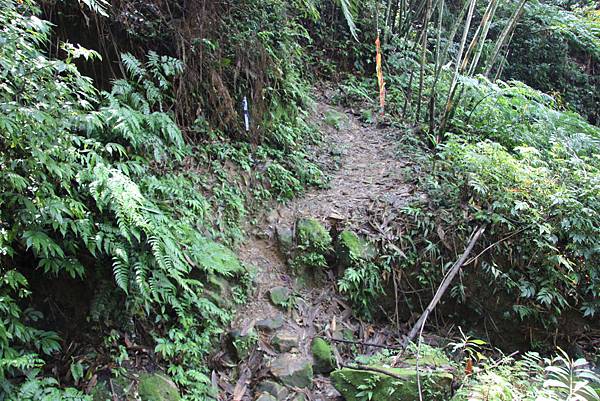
[219,90,414,400]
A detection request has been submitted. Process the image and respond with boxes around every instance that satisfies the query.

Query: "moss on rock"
[311,338,335,373]
[336,230,376,269]
[138,373,181,401]
[271,354,314,388]
[269,286,291,307]
[331,366,453,401]
[296,218,332,253]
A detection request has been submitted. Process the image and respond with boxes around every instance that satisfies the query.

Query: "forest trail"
[219,89,415,400]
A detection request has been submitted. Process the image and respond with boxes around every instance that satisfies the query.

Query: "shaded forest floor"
[213,87,419,400]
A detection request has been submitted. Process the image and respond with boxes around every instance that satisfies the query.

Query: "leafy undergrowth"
[349,341,600,401]
[0,1,323,399]
[330,37,599,349]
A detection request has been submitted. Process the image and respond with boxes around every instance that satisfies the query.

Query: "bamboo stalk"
[428,0,445,134]
[437,0,478,141]
[461,0,500,74]
[468,0,500,75]
[415,0,434,123]
[484,0,528,77]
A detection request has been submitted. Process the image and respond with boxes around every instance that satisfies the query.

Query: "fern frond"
[337,0,359,41]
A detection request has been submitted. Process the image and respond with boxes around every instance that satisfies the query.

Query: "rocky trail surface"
[213,89,417,401]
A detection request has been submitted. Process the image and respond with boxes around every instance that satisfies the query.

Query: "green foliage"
[381,74,600,328]
[338,260,384,319]
[445,78,599,323]
[337,233,384,320]
[453,349,600,401]
[503,1,600,124]
[0,1,249,398]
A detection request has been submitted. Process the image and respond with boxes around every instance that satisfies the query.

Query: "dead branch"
[402,225,487,349]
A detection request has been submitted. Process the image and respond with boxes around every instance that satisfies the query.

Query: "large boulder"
[331,366,453,401]
[270,354,314,388]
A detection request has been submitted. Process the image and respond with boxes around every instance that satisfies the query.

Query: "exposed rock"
[311,338,335,373]
[276,225,294,254]
[256,380,289,400]
[230,328,258,360]
[269,286,291,307]
[291,393,307,401]
[256,315,285,332]
[256,393,278,401]
[331,366,453,401]
[272,331,299,352]
[270,354,313,388]
[138,373,181,401]
[332,327,355,341]
[91,374,139,399]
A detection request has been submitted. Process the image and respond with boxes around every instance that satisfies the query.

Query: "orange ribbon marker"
[375,33,386,115]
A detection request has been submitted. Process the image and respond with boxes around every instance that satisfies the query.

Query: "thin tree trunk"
[428,0,445,134]
[384,0,395,42]
[468,0,500,75]
[415,0,434,123]
[390,0,400,34]
[484,0,528,77]
[437,0,478,141]
[461,0,499,73]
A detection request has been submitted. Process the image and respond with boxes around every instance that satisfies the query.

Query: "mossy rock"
[276,225,294,254]
[336,230,376,268]
[256,393,278,401]
[204,273,233,309]
[138,373,181,401]
[323,109,349,130]
[256,380,289,400]
[296,218,332,253]
[256,315,285,332]
[269,286,291,307]
[331,366,453,401]
[91,376,136,400]
[271,354,313,388]
[272,331,299,352]
[311,338,335,374]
